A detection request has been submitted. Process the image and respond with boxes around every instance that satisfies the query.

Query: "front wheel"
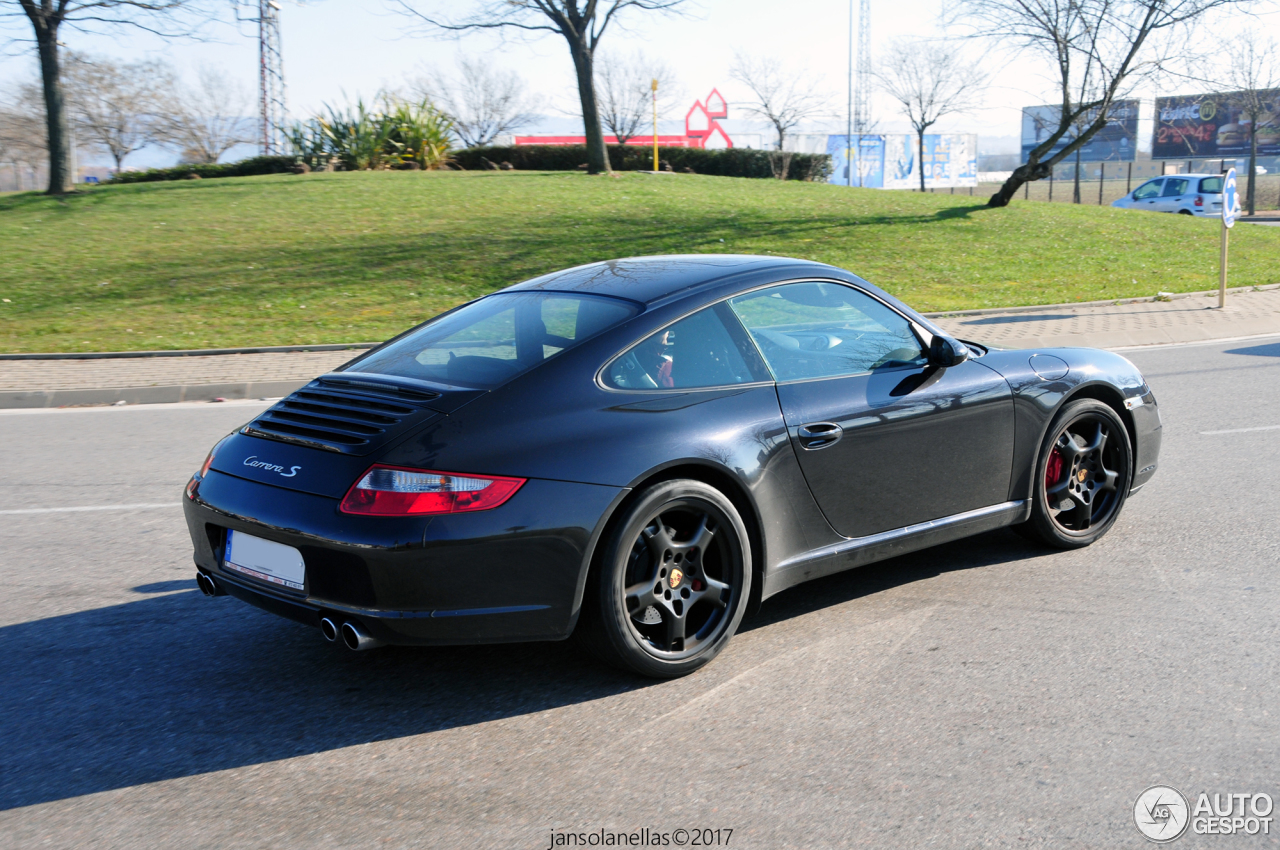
[1018,399,1133,549]
[577,479,751,678]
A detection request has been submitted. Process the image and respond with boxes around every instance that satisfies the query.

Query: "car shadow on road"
[0,529,1040,812]
[1224,341,1280,358]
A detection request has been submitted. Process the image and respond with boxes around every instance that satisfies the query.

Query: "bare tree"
[154,64,254,164]
[1220,29,1280,215]
[875,40,986,192]
[0,84,47,170]
[947,0,1255,208]
[729,52,828,150]
[391,1,688,174]
[5,1,213,194]
[595,49,680,143]
[61,53,169,171]
[412,57,538,148]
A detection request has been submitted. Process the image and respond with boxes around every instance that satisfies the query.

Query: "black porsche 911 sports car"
[184,255,1161,677]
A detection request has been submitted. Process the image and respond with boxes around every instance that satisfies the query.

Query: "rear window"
[347,293,639,388]
[1199,176,1223,193]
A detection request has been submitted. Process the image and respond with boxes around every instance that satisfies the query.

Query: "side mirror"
[929,335,970,368]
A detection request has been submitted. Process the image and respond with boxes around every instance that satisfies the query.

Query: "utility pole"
[242,0,287,155]
[846,0,853,186]
[852,0,871,187]
[651,79,659,173]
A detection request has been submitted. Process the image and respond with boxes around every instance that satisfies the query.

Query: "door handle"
[797,422,842,450]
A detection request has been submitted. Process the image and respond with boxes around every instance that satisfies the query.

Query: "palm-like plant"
[385,99,454,170]
[287,96,453,171]
[320,98,402,171]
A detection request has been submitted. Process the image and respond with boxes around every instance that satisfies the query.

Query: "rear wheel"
[1019,399,1133,549]
[577,479,750,678]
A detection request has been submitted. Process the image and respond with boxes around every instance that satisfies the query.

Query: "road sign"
[1222,167,1238,229]
[1219,167,1237,307]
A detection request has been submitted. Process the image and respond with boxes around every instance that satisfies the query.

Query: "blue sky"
[3,0,1277,167]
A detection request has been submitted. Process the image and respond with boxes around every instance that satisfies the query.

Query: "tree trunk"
[917,131,925,192]
[568,41,610,175]
[1072,148,1081,204]
[988,159,1050,207]
[34,23,73,194]
[1247,126,1257,216]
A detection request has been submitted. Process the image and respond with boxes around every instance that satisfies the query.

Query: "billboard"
[1021,99,1146,162]
[1153,91,1280,159]
[826,134,976,189]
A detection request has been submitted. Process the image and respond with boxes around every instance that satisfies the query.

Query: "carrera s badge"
[243,456,301,478]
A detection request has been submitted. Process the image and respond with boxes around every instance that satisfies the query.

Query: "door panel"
[1130,178,1164,210]
[776,360,1016,539]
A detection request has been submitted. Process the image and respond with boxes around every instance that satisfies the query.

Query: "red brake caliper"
[1045,448,1064,490]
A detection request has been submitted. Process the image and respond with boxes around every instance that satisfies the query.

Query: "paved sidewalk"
[932,285,1280,350]
[2,286,1278,408]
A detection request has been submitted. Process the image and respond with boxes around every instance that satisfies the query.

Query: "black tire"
[1018,398,1133,549]
[577,479,751,678]
[1178,209,1194,215]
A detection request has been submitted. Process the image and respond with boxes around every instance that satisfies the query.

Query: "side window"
[603,303,770,390]
[1132,179,1163,200]
[728,281,927,382]
[1199,176,1223,193]
[1162,178,1190,197]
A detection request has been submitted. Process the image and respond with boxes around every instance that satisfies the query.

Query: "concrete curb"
[0,379,309,409]
[921,282,1280,319]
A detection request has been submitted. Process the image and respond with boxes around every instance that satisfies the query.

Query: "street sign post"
[1220,168,1238,308]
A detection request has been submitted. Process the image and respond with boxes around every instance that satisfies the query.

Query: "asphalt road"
[2,336,1278,849]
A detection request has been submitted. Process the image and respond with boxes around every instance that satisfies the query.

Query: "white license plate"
[225,530,305,591]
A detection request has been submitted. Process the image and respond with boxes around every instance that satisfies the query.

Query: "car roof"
[1148,173,1223,181]
[505,255,845,305]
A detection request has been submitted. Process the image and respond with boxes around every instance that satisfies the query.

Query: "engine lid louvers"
[242,383,439,456]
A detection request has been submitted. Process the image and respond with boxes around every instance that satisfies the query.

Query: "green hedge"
[108,155,299,184]
[452,145,832,181]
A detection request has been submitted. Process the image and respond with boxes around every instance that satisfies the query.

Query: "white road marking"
[1200,424,1280,435]
[0,503,181,515]
[1112,331,1280,352]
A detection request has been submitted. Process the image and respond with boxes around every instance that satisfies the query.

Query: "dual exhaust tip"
[320,616,384,651]
[195,571,224,597]
[196,571,382,651]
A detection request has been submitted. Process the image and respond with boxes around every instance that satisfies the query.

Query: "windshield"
[1199,176,1223,193]
[346,292,640,389]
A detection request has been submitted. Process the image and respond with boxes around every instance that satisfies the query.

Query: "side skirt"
[761,500,1030,599]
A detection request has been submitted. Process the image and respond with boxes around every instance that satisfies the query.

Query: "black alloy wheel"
[578,479,750,678]
[1020,398,1133,549]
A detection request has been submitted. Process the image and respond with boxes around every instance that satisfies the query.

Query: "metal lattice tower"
[853,0,871,135]
[258,0,287,155]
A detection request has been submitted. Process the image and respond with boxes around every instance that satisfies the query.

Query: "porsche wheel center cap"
[1077,469,1088,483]
[669,568,684,589]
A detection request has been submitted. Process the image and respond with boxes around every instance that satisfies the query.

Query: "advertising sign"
[827,134,976,189]
[1021,100,1143,162]
[1153,91,1280,159]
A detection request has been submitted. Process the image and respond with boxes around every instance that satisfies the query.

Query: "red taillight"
[1195,195,1204,207]
[198,448,216,478]
[339,465,526,516]
[188,442,220,500]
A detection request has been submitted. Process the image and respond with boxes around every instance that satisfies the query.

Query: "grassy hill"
[2,170,1277,353]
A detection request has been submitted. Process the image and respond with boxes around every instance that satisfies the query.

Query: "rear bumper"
[184,468,624,645]
[1128,389,1162,494]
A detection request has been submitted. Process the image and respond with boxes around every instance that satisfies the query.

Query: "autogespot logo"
[1134,786,1275,842]
[1134,786,1190,843]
